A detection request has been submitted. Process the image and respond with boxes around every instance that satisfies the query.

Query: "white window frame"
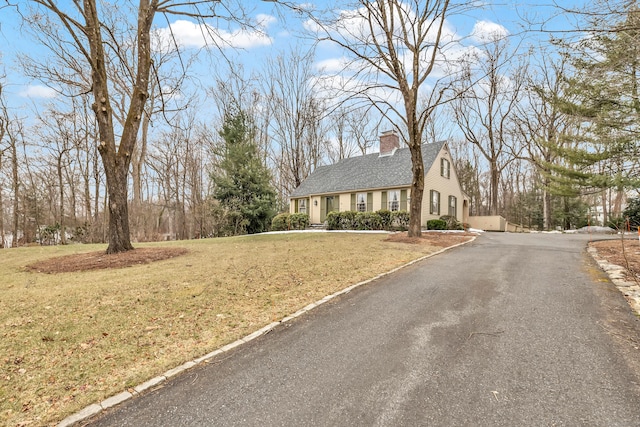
[448,195,456,218]
[356,192,367,212]
[388,190,400,212]
[441,158,450,179]
[430,190,440,215]
[299,198,307,214]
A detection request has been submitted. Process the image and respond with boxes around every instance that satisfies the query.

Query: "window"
[448,195,457,218]
[356,193,367,212]
[388,190,400,211]
[441,158,450,179]
[430,190,440,215]
[298,198,307,214]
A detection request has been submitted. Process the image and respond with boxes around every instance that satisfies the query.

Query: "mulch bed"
[25,247,189,274]
[385,231,476,246]
[590,238,640,281]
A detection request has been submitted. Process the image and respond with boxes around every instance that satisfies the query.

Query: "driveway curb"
[587,245,640,315]
[57,235,476,427]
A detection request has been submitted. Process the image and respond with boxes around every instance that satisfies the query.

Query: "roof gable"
[290,140,446,198]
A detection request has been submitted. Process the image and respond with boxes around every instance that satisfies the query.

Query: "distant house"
[289,130,469,226]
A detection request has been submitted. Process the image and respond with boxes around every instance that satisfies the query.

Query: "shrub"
[623,197,640,228]
[427,219,447,230]
[439,215,463,230]
[289,213,309,230]
[340,211,358,230]
[271,213,309,231]
[326,211,341,230]
[377,209,393,230]
[355,212,382,230]
[392,211,410,230]
[607,216,626,230]
[325,210,410,231]
[271,213,290,231]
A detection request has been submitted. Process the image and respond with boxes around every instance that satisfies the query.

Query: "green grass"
[0,232,451,426]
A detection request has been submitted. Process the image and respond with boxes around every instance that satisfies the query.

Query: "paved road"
[89,233,640,426]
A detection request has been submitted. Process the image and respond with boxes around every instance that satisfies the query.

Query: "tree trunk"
[0,152,4,248]
[408,141,425,237]
[490,159,499,216]
[601,190,608,226]
[11,134,19,247]
[57,152,67,245]
[104,163,133,253]
[86,1,154,253]
[543,187,552,230]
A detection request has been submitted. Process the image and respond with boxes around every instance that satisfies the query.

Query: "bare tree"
[448,137,483,215]
[514,52,574,229]
[326,105,382,162]
[36,109,81,244]
[0,89,23,247]
[452,35,526,216]
[0,81,6,247]
[307,0,464,237]
[263,47,327,204]
[147,109,210,240]
[17,0,267,253]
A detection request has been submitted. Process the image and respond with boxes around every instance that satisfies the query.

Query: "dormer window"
[441,158,450,179]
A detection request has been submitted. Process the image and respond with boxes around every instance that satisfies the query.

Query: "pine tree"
[212,111,276,235]
[547,4,640,216]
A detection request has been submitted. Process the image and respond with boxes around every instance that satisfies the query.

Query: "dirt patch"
[26,247,189,274]
[385,231,475,247]
[590,238,640,282]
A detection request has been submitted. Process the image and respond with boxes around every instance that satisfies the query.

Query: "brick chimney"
[379,130,400,156]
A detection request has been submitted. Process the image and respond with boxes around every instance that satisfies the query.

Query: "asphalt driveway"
[88,232,640,426]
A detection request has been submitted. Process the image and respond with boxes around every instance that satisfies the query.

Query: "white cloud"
[256,14,276,28]
[19,85,57,99]
[470,20,509,43]
[313,72,402,108]
[303,18,321,33]
[315,57,351,73]
[156,17,274,50]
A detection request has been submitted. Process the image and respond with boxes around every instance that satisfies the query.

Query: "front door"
[320,196,336,222]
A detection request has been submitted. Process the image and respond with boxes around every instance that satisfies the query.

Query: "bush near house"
[290,213,310,230]
[426,219,447,230]
[439,215,464,230]
[271,213,310,231]
[394,211,410,230]
[326,210,410,231]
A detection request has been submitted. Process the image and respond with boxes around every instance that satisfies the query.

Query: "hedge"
[426,219,447,230]
[271,213,310,231]
[326,210,410,231]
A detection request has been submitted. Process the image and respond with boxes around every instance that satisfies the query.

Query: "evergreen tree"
[547,4,640,215]
[212,111,276,235]
[623,197,640,228]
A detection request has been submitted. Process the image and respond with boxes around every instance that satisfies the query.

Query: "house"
[289,130,469,227]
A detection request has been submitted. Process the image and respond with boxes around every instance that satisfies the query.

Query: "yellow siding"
[311,196,321,223]
[421,147,467,226]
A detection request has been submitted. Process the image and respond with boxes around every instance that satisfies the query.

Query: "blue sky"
[0,1,586,118]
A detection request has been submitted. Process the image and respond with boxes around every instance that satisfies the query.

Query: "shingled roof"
[290,140,447,198]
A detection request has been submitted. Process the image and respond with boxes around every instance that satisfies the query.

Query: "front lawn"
[0,232,471,426]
